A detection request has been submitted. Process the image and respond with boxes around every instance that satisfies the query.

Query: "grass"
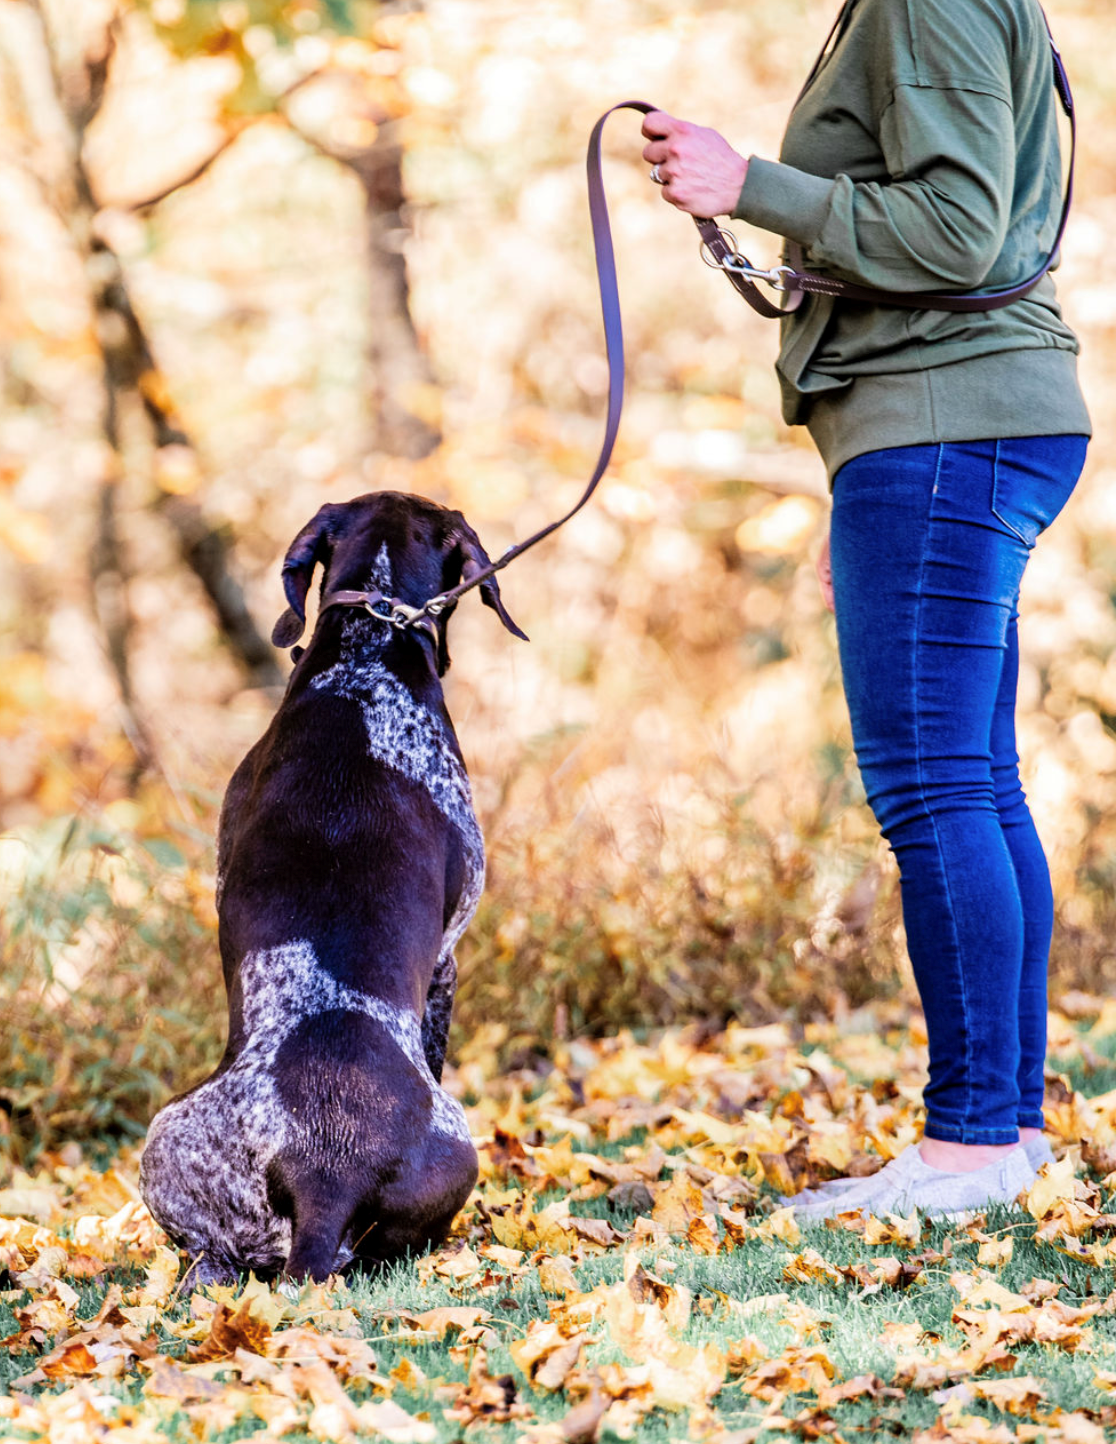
[3,1014,1116,1441]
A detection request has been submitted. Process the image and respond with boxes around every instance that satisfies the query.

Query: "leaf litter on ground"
[5,1009,1116,1440]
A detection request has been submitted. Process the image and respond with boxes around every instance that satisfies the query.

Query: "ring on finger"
[650,164,666,185]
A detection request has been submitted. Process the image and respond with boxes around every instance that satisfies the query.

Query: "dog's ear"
[447,517,529,642]
[272,506,335,648]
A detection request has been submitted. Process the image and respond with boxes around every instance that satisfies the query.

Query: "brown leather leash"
[693,10,1075,316]
[327,10,1074,641]
[323,100,649,641]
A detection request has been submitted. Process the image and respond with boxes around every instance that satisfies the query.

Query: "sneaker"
[1022,1134,1056,1172]
[788,1142,1034,1222]
[784,1134,1054,1210]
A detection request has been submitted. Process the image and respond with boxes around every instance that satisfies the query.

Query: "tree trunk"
[27,1,283,716]
[324,124,441,461]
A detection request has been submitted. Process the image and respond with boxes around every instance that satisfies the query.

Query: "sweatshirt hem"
[805,346,1091,485]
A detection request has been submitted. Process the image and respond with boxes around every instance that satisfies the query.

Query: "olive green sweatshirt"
[731,0,1091,480]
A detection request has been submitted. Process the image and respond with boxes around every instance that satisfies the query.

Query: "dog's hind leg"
[350,1129,477,1272]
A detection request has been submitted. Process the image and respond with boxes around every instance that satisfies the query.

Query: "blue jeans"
[830,436,1088,1144]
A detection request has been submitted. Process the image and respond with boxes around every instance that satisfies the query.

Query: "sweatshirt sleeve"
[732,80,1017,292]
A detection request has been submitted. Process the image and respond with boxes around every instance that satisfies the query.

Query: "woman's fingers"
[639,112,748,217]
[641,111,680,168]
[641,110,678,141]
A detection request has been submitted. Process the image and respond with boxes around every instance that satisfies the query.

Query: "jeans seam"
[914,444,975,1142]
[990,438,1032,547]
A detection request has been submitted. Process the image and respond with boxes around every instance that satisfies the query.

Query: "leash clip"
[384,600,427,630]
[699,229,795,291]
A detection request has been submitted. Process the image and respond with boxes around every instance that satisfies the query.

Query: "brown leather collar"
[319,589,440,650]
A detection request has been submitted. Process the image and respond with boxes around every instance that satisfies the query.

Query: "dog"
[140,491,526,1282]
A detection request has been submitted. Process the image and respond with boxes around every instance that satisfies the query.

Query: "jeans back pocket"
[989,436,1087,549]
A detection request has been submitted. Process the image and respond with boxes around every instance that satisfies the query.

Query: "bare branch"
[22,0,284,711]
[127,125,243,213]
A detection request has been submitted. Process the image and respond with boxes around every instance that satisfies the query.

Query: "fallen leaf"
[190,1299,271,1361]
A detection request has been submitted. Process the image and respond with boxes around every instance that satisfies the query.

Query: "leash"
[329,12,1074,638]
[324,100,652,639]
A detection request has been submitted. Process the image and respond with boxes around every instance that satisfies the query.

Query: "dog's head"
[271,492,527,674]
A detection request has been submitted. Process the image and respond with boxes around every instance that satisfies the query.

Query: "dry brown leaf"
[399,1305,493,1340]
[553,1383,610,1444]
[137,1244,181,1306]
[537,1253,581,1296]
[969,1374,1046,1417]
[783,1248,845,1288]
[447,1345,533,1424]
[624,1259,692,1334]
[976,1236,1014,1269]
[725,1335,769,1375]
[143,1355,225,1402]
[816,1373,888,1406]
[417,1242,484,1286]
[488,1194,576,1255]
[749,1206,801,1246]
[739,1346,834,1400]
[686,1214,720,1254]
[509,1319,591,1390]
[190,1299,272,1362]
[1026,1156,1080,1221]
[352,1398,437,1442]
[863,1210,921,1248]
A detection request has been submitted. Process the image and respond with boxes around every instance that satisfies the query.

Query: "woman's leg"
[831,441,1024,1145]
[829,437,1086,1151]
[991,607,1052,1134]
[985,436,1088,1130]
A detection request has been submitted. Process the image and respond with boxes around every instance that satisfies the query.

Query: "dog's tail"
[283,1192,359,1283]
[269,1159,364,1284]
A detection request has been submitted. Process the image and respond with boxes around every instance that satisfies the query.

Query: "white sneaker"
[785,1134,1053,1210]
[789,1142,1034,1222]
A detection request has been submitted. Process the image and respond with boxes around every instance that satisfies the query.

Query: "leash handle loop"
[697,10,1075,317]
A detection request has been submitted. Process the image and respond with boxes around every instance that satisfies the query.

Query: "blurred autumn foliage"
[2,0,1116,1156]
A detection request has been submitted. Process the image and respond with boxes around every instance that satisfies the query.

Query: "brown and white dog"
[140,492,525,1282]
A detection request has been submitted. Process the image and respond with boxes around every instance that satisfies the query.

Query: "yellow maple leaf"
[650,1173,706,1234]
[137,1245,181,1307]
[537,1254,580,1297]
[751,1205,801,1246]
[508,1319,590,1390]
[976,1236,1014,1269]
[686,1214,720,1255]
[1026,1156,1079,1220]
[863,1210,921,1248]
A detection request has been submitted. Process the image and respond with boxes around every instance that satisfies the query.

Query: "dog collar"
[319,589,441,650]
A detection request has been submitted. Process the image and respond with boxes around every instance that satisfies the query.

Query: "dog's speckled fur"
[140,495,524,1282]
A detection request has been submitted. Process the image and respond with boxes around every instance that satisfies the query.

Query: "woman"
[643,0,1090,1218]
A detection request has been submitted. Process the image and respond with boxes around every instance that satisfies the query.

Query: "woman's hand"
[817,529,835,613]
[641,111,748,218]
